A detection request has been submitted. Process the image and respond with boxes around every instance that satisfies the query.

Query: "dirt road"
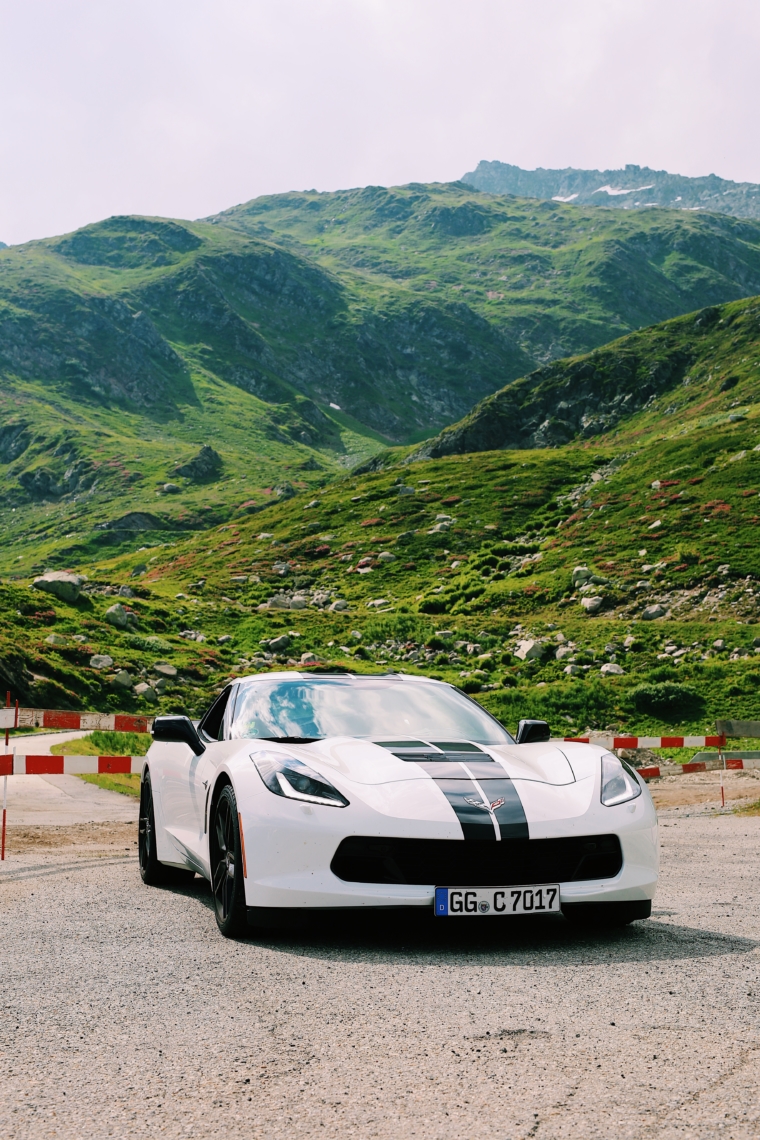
[1,808,759,1139]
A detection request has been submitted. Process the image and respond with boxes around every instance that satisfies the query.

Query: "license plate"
[434,885,560,916]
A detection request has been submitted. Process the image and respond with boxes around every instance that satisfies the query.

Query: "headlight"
[600,753,642,806]
[251,751,349,807]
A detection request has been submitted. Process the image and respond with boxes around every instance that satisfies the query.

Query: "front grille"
[330,835,622,887]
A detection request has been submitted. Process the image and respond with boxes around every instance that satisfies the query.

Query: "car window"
[199,686,233,741]
[229,677,513,744]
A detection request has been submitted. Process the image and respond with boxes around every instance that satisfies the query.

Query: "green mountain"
[413,296,760,459]
[2,293,760,742]
[464,162,760,219]
[4,183,760,577]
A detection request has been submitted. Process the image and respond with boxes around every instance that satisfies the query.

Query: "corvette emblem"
[464,795,505,812]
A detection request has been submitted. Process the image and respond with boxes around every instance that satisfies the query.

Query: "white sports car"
[139,672,658,937]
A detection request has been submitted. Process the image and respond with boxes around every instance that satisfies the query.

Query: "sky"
[1,0,760,245]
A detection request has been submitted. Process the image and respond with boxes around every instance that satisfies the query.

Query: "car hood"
[254,737,581,787]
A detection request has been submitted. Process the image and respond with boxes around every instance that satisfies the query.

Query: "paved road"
[1,810,759,1139]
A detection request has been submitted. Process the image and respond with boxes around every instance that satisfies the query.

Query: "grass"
[1,290,760,740]
[78,773,141,797]
[3,184,760,578]
[50,731,151,756]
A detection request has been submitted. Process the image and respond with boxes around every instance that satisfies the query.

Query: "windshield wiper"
[259,736,322,744]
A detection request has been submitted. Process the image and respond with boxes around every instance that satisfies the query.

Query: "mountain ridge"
[463,161,760,220]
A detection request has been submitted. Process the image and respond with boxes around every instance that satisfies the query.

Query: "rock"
[397,486,416,495]
[514,639,546,661]
[105,603,130,629]
[623,635,637,648]
[428,521,451,533]
[162,483,181,494]
[600,662,625,676]
[133,682,158,702]
[258,532,274,540]
[89,654,113,669]
[572,566,592,587]
[300,652,319,664]
[396,531,415,543]
[229,575,248,584]
[111,670,133,689]
[153,662,177,677]
[290,595,309,610]
[269,634,291,652]
[33,571,85,603]
[366,598,389,608]
[195,633,206,643]
[217,635,232,644]
[118,585,134,598]
[44,633,68,647]
[101,512,165,533]
[329,599,349,612]
[564,664,581,675]
[580,597,603,614]
[272,561,291,576]
[641,604,666,620]
[153,677,168,694]
[555,645,574,660]
[713,638,726,650]
[173,444,222,482]
[377,551,396,562]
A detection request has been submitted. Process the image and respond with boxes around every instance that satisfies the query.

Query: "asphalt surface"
[1,811,759,1140]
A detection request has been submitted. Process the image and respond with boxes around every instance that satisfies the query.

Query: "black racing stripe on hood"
[432,779,497,841]
[475,778,529,840]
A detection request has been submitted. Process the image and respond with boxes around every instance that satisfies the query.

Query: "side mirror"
[516,719,551,744]
[152,715,206,754]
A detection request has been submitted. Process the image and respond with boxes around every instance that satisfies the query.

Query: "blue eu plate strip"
[434,887,448,916]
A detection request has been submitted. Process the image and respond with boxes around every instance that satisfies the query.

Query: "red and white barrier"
[0,755,143,776]
[564,734,726,749]
[0,707,152,733]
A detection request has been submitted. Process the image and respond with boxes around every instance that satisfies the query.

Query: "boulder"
[514,639,546,661]
[580,597,603,614]
[89,654,114,669]
[290,595,309,610]
[217,635,232,644]
[600,662,625,676]
[153,662,177,678]
[33,571,85,603]
[377,551,396,562]
[572,566,592,587]
[162,483,181,494]
[111,670,133,689]
[641,604,666,620]
[329,599,349,612]
[118,585,134,598]
[105,603,131,629]
[173,444,222,482]
[564,664,581,675]
[555,645,574,660]
[300,652,319,664]
[44,633,68,647]
[713,638,726,650]
[268,634,291,652]
[133,682,157,702]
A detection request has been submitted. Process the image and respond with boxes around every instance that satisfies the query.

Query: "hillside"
[464,162,760,219]
[4,184,760,576]
[2,293,760,740]
[412,296,760,459]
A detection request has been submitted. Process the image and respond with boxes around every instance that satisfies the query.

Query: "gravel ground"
[1,814,760,1140]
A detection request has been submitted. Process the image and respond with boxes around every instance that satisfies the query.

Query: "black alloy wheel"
[139,770,195,887]
[210,784,247,937]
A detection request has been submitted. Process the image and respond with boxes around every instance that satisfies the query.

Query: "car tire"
[562,900,651,927]
[210,784,248,938]
[138,771,195,887]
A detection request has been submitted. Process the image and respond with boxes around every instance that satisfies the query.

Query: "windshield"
[230,676,513,744]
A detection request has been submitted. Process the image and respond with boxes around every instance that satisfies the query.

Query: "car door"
[162,686,236,868]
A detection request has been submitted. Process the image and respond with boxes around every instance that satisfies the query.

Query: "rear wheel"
[562,900,651,928]
[138,771,195,887]
[210,784,247,937]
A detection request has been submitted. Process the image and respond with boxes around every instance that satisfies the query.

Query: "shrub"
[629,682,704,722]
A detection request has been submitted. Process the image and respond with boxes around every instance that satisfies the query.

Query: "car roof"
[233,670,447,686]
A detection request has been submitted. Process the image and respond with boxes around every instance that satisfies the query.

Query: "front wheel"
[562,900,651,928]
[210,784,247,937]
